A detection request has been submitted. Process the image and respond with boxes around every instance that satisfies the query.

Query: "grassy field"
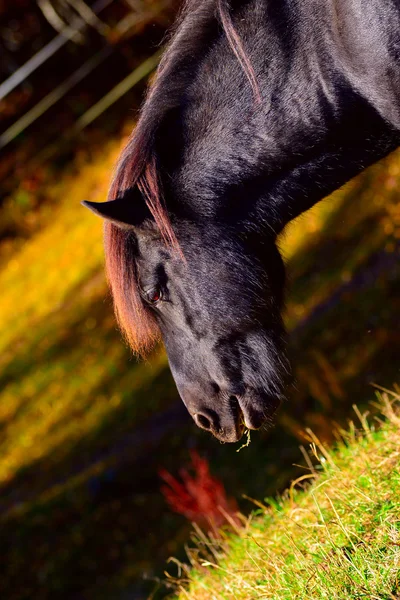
[0,129,399,599]
[173,392,400,600]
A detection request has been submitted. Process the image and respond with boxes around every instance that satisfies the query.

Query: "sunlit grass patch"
[0,133,174,490]
[173,391,400,600]
[0,147,115,355]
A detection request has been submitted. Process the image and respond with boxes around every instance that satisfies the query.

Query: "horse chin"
[213,422,246,443]
[237,391,282,431]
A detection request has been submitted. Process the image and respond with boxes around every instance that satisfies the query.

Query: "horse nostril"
[194,412,212,430]
[211,382,220,394]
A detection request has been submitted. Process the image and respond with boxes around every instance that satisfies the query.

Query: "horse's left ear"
[82,197,149,230]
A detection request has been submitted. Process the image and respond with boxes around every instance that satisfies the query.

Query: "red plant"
[159,451,241,532]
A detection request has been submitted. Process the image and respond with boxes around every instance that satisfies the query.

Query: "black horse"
[84,0,400,442]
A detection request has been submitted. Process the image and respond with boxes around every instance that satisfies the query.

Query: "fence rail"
[0,0,176,185]
[0,0,114,101]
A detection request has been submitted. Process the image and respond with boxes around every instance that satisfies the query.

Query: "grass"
[0,128,400,598]
[172,391,400,600]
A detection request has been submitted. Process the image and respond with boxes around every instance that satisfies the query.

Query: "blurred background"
[0,1,400,598]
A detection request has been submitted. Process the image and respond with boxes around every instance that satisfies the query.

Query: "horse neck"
[171,0,400,234]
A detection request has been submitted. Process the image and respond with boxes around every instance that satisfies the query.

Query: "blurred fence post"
[0,0,114,101]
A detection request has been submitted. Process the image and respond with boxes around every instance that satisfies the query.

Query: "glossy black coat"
[84,0,400,442]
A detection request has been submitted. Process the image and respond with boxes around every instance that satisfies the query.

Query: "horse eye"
[144,286,163,305]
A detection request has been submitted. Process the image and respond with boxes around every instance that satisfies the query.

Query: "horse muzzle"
[185,388,282,443]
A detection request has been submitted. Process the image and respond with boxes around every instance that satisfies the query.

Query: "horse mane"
[105,0,260,355]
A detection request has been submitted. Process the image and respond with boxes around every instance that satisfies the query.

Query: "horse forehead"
[137,237,171,267]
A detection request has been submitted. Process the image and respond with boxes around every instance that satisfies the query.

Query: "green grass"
[172,392,400,600]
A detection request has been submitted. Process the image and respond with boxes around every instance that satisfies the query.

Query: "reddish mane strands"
[105,133,180,356]
[137,156,179,249]
[104,222,161,356]
[217,0,262,104]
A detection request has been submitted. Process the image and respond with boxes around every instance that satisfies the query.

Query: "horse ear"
[82,196,151,230]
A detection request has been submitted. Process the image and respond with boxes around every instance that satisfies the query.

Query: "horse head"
[84,193,289,442]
